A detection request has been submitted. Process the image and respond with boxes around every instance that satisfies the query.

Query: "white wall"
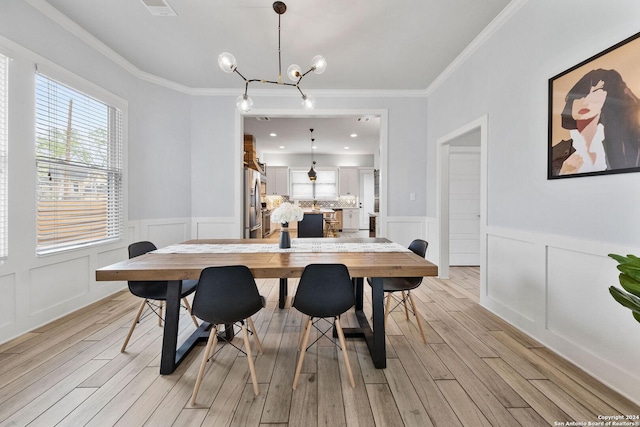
[0,1,195,342]
[0,2,431,342]
[6,0,637,406]
[427,0,640,402]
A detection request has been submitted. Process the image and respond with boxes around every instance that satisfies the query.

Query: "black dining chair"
[292,263,356,389]
[367,239,429,344]
[121,241,199,353]
[190,265,265,404]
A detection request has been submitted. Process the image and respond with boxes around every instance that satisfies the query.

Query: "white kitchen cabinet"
[339,167,358,195]
[342,208,359,231]
[266,166,289,195]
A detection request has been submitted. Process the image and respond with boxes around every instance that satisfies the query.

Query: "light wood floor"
[0,267,638,426]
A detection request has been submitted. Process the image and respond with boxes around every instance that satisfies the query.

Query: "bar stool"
[324,212,339,237]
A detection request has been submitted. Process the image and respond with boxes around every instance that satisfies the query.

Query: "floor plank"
[0,267,637,426]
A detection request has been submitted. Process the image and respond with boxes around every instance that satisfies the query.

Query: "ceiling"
[36,0,512,154]
[244,115,381,155]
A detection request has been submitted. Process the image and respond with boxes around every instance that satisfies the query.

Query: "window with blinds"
[35,73,123,254]
[0,54,7,260]
[290,167,338,200]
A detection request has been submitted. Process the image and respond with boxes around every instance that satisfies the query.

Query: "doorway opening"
[437,115,487,293]
[235,109,389,238]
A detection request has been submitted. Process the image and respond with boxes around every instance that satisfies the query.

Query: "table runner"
[153,241,409,254]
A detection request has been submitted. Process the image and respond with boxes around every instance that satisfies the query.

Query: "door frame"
[436,115,487,287]
[235,108,389,237]
[358,167,375,229]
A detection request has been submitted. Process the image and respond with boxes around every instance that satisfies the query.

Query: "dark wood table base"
[161,275,387,374]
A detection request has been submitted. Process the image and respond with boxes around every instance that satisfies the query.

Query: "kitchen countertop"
[302,208,335,214]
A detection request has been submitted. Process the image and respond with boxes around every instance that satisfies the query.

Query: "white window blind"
[290,168,338,200]
[0,54,7,260]
[35,73,123,254]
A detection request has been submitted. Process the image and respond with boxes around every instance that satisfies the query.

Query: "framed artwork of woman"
[548,31,640,179]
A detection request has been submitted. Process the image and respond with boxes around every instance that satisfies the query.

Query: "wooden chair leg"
[121,299,147,352]
[158,300,164,326]
[247,317,263,354]
[407,292,427,344]
[242,322,260,396]
[384,294,392,326]
[207,325,220,361]
[298,315,309,350]
[293,317,313,389]
[335,317,355,388]
[401,291,410,320]
[182,297,199,327]
[191,325,218,405]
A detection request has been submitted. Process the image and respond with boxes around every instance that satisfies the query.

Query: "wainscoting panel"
[385,216,427,249]
[484,226,640,403]
[486,233,542,323]
[193,217,240,239]
[28,256,90,316]
[146,220,189,248]
[0,273,16,328]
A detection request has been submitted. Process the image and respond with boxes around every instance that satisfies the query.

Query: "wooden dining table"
[95,237,438,375]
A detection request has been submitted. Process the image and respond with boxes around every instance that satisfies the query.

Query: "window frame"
[289,167,338,201]
[34,66,127,256]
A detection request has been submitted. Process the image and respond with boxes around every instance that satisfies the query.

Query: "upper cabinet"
[339,167,358,196]
[266,166,289,195]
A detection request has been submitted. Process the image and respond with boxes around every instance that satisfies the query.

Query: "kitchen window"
[290,167,338,200]
[35,72,124,254]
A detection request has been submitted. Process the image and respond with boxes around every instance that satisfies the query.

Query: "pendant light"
[308,128,317,181]
[218,2,327,113]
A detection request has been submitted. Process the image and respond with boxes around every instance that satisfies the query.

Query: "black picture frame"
[548,31,640,179]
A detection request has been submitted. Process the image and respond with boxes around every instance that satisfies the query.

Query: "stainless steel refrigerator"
[244,168,263,238]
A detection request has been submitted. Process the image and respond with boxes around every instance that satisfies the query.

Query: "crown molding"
[425,0,529,95]
[26,0,524,99]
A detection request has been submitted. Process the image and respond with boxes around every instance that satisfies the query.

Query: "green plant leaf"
[634,311,640,324]
[620,273,640,297]
[610,253,640,267]
[609,286,640,314]
[617,264,640,282]
[609,253,630,264]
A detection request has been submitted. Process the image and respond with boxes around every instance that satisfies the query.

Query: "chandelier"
[218,1,327,113]
[308,128,317,181]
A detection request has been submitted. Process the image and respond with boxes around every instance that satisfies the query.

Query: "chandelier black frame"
[218,1,327,112]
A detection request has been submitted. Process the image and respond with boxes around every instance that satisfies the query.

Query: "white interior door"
[359,169,374,229]
[449,148,480,266]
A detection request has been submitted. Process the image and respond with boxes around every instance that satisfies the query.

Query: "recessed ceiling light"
[270,133,277,137]
[344,146,350,150]
[350,133,358,138]
[312,145,317,149]
[279,145,285,149]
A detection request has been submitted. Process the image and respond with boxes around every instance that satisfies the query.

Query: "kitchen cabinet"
[342,208,359,231]
[266,166,289,195]
[339,167,358,196]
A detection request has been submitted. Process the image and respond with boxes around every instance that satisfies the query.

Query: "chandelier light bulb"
[236,94,253,112]
[218,52,237,73]
[310,55,327,74]
[302,94,315,110]
[218,3,325,111]
[287,64,302,81]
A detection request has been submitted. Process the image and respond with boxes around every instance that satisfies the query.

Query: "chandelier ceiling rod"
[218,1,327,112]
[308,128,317,181]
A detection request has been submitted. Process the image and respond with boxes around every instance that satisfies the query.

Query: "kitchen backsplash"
[263,195,358,210]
